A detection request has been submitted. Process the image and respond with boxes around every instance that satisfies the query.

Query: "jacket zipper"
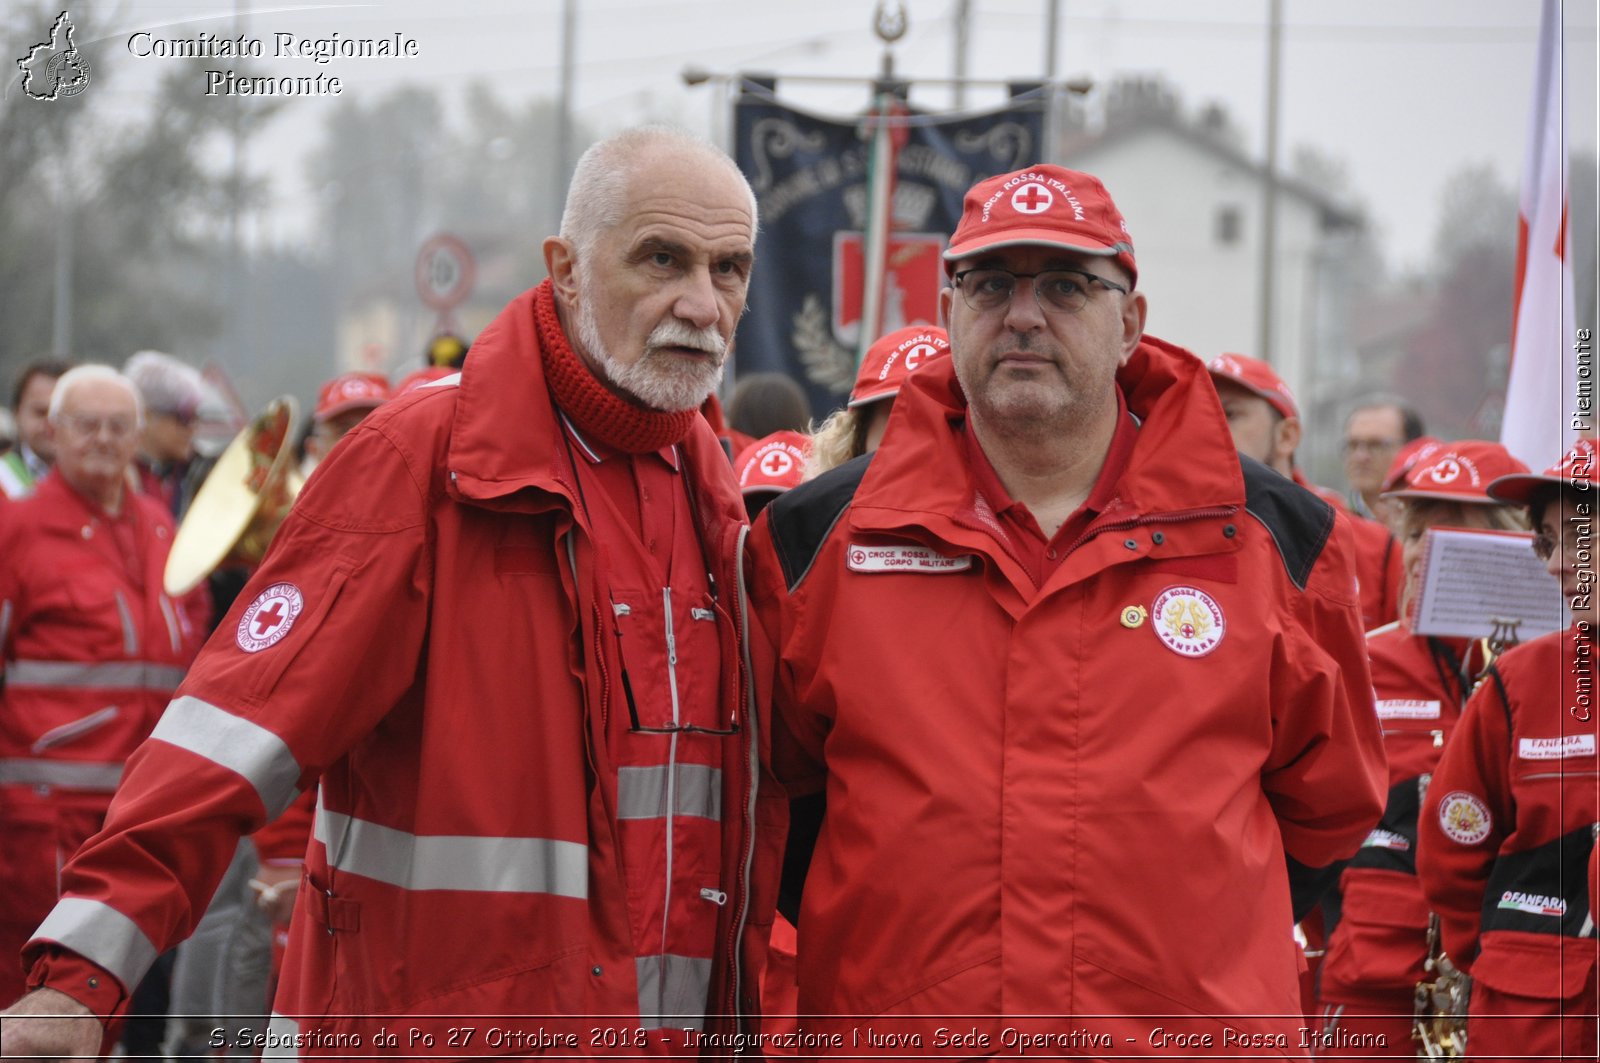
[728,524,758,1028]
[660,586,681,1007]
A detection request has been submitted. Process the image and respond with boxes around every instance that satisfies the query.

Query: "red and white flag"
[1501,0,1578,468]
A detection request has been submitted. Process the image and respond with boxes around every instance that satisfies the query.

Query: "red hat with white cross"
[943,164,1137,285]
[1383,440,1529,504]
[849,326,950,409]
[735,431,810,496]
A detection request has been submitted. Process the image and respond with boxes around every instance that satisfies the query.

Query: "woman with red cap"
[1315,440,1530,1057]
[805,325,948,477]
[1416,438,1599,1062]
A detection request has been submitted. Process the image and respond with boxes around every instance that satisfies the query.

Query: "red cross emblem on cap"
[1011,182,1053,214]
[760,450,794,477]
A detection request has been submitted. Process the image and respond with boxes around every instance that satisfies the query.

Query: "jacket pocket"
[1470,930,1598,1000]
[1321,870,1434,994]
[30,705,121,753]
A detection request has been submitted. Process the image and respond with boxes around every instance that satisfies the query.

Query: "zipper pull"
[1432,730,1444,749]
[700,887,727,906]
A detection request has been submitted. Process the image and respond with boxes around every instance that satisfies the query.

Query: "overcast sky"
[13,0,1600,274]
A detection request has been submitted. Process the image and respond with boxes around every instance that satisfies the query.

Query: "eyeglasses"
[622,671,740,737]
[951,268,1127,316]
[58,414,137,440]
[1532,531,1557,561]
[1343,437,1403,455]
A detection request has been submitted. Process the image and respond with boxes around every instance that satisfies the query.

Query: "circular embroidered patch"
[236,582,305,653]
[1437,790,1493,845]
[1150,585,1225,657]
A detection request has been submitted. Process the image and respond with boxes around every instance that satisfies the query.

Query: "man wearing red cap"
[1416,439,1599,1062]
[1206,353,1403,631]
[302,371,391,471]
[3,127,780,1056]
[748,164,1385,1050]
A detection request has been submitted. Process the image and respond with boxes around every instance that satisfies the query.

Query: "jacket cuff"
[27,947,128,1022]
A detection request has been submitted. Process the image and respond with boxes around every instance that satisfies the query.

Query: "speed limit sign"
[415,233,476,311]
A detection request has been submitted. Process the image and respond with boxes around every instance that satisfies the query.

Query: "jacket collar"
[444,287,748,538]
[852,332,1246,533]
[445,287,579,510]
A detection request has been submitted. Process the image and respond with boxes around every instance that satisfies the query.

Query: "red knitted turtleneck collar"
[531,280,698,455]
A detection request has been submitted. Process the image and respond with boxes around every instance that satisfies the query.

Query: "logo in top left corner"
[237,583,305,653]
[16,11,91,101]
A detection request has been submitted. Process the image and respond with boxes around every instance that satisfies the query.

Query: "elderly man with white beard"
[1,125,786,1060]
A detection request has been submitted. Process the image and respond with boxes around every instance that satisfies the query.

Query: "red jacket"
[25,287,784,1052]
[1417,626,1599,1002]
[1319,621,1480,1005]
[747,339,1386,1050]
[0,474,199,789]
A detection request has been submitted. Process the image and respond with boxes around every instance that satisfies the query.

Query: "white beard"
[575,276,727,412]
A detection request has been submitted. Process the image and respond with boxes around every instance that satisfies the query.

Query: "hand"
[0,988,103,1062]
[249,862,303,924]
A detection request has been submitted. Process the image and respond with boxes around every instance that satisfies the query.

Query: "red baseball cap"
[1205,353,1299,421]
[1383,440,1530,504]
[1380,436,1444,493]
[849,327,950,409]
[315,372,391,422]
[943,165,1137,285]
[735,431,810,496]
[1488,437,1598,505]
[393,367,456,398]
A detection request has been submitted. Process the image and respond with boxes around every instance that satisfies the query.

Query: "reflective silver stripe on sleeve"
[635,953,712,1031]
[31,897,160,992]
[616,763,722,821]
[6,659,186,692]
[149,696,301,819]
[313,805,588,898]
[263,1014,300,1060]
[0,758,123,790]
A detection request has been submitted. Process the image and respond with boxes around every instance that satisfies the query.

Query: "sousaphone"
[164,396,304,597]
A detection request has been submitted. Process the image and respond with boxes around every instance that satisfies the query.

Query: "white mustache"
[646,320,727,357]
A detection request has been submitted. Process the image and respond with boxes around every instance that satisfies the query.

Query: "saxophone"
[1412,913,1470,1058]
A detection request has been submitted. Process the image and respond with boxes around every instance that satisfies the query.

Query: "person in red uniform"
[806,325,949,478]
[0,366,203,1006]
[0,126,782,1059]
[746,164,1386,1052]
[1205,353,1402,631]
[1416,438,1600,1062]
[1313,440,1529,1057]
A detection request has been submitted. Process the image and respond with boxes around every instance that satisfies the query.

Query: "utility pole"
[952,0,970,109]
[553,0,577,227]
[1044,0,1060,81]
[1256,0,1282,362]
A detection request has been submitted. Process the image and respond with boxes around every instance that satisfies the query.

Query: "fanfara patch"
[1437,790,1493,845]
[1518,734,1597,760]
[1377,699,1441,720]
[236,583,305,653]
[1150,585,1225,657]
[846,543,972,574]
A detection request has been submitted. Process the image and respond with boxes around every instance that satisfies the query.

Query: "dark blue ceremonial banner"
[731,85,1047,417]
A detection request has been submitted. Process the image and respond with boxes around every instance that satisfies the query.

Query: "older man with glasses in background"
[0,366,204,1028]
[747,164,1387,1052]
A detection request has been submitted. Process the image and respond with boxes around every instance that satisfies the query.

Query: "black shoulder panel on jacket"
[764,452,873,592]
[1240,456,1336,591]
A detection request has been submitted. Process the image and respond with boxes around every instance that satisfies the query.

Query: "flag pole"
[857,2,908,368]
